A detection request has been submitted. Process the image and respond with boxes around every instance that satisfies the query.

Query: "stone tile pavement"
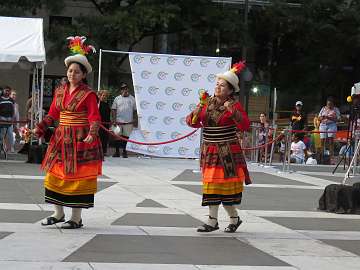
[0,157,360,269]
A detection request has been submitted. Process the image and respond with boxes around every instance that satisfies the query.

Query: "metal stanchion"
[269,126,277,166]
[255,125,260,164]
[264,126,269,167]
[250,125,256,162]
[282,129,288,172]
[286,128,291,172]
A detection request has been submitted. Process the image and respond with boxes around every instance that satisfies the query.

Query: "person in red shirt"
[34,37,101,229]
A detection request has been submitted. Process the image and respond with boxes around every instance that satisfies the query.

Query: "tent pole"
[30,65,36,130]
[39,63,44,122]
[97,49,102,91]
[39,63,45,145]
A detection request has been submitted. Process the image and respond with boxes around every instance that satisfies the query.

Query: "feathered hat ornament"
[216,60,246,92]
[230,61,246,74]
[67,36,96,55]
[64,36,96,74]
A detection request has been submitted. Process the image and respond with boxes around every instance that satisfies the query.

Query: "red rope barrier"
[100,124,199,146]
[241,134,284,151]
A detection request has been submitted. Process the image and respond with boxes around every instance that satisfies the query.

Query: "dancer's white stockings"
[71,208,82,223]
[52,205,64,220]
[223,205,239,224]
[207,205,219,227]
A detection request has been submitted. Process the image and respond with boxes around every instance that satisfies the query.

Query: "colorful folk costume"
[187,61,251,233]
[36,36,101,229]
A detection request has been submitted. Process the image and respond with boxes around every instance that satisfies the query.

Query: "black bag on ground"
[319,183,360,214]
[27,143,47,164]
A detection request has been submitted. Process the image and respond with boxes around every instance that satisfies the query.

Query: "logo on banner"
[157,71,168,80]
[134,85,143,93]
[131,144,140,150]
[194,147,200,156]
[140,101,151,110]
[163,146,173,155]
[134,55,144,64]
[174,72,185,81]
[141,130,151,138]
[183,57,194,66]
[156,101,166,110]
[156,131,166,139]
[148,86,159,95]
[179,117,186,126]
[200,58,210,67]
[147,146,157,153]
[165,87,176,95]
[171,131,181,139]
[187,133,198,141]
[181,88,192,96]
[188,103,197,111]
[150,56,161,64]
[216,59,227,68]
[163,116,174,125]
[172,102,183,111]
[148,116,158,124]
[167,56,178,65]
[178,147,189,155]
[191,73,201,82]
[208,74,216,82]
[141,70,151,79]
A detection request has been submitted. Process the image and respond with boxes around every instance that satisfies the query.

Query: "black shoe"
[41,215,65,226]
[112,153,120,157]
[61,219,83,229]
[197,223,219,232]
[197,216,219,232]
[224,216,242,233]
[122,151,128,158]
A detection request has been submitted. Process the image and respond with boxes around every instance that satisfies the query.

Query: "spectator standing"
[290,100,306,139]
[0,86,15,152]
[97,90,111,157]
[7,90,19,152]
[111,82,137,158]
[258,112,271,162]
[318,97,341,164]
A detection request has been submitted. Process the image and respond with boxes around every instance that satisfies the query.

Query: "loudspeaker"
[319,183,360,214]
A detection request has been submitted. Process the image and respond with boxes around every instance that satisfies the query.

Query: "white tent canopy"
[0,16,46,63]
[0,16,46,132]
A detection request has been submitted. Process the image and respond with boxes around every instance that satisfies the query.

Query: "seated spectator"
[290,133,308,164]
[339,142,353,159]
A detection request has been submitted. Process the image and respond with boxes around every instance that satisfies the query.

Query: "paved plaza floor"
[0,157,360,269]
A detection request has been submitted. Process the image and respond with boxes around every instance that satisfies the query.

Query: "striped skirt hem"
[202,193,242,206]
[45,188,94,208]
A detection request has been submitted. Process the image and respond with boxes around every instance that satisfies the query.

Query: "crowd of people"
[256,96,346,166]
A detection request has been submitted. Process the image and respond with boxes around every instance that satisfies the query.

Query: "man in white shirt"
[111,82,137,158]
[290,133,308,164]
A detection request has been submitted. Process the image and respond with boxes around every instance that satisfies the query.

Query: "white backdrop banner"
[127,52,231,158]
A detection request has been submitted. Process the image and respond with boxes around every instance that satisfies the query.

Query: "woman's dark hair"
[67,62,88,84]
[326,96,335,103]
[224,80,235,97]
